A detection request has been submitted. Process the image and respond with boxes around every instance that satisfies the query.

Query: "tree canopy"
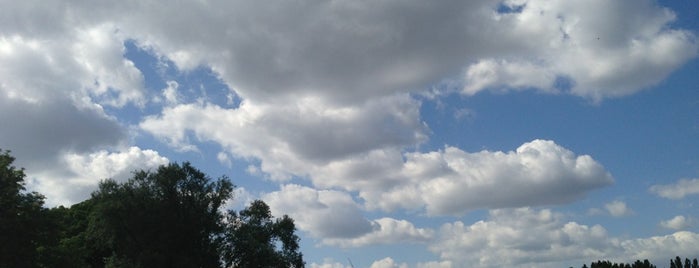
[224,200,304,267]
[0,149,49,267]
[0,149,304,267]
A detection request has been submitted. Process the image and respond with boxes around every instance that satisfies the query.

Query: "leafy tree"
[0,149,49,267]
[587,259,656,268]
[223,200,304,267]
[0,152,306,267]
[88,162,234,267]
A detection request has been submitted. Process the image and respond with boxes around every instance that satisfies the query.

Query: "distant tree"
[0,149,49,267]
[223,200,304,267]
[89,162,234,267]
[587,259,656,268]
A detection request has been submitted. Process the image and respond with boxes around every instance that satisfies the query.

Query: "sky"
[1,0,698,267]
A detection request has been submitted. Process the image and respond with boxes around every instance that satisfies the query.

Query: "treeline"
[576,257,699,268]
[0,149,304,267]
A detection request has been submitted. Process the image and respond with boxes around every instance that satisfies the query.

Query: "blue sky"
[1,0,698,267]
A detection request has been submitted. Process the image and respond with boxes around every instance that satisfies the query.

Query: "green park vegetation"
[0,149,303,267]
[575,257,698,268]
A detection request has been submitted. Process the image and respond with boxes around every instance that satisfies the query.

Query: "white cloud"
[416,261,453,268]
[0,22,149,207]
[660,216,694,230]
[263,184,433,247]
[429,207,699,268]
[95,0,695,103]
[27,147,168,206]
[4,0,689,106]
[463,59,557,95]
[263,184,374,239]
[605,201,633,217]
[140,94,427,180]
[430,208,617,267]
[142,96,613,214]
[2,0,689,215]
[309,259,352,268]
[650,178,699,199]
[324,218,434,248]
[360,140,613,215]
[143,96,613,214]
[161,80,180,105]
[371,257,408,268]
[465,0,698,100]
[621,231,699,262]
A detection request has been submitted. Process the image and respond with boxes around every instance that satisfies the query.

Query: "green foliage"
[89,162,234,267]
[0,149,49,267]
[223,200,305,268]
[0,150,307,267]
[670,256,699,268]
[582,257,699,268]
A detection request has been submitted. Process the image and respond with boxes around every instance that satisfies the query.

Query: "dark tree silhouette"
[0,149,50,267]
[0,151,307,267]
[223,200,305,268]
[89,162,234,267]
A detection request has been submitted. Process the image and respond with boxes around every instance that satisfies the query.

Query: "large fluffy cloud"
[142,91,613,214]
[26,147,169,206]
[264,184,433,247]
[263,184,374,239]
[462,0,698,99]
[143,93,613,214]
[2,0,694,208]
[140,94,426,180]
[429,208,699,268]
[110,0,696,102]
[357,140,613,215]
[5,0,693,104]
[0,24,149,205]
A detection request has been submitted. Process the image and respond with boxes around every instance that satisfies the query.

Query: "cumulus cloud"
[463,0,698,100]
[371,257,408,268]
[102,0,695,103]
[621,231,699,262]
[144,97,613,214]
[416,261,453,268]
[359,140,613,215]
[144,99,613,214]
[0,21,149,206]
[27,147,168,206]
[429,208,699,268]
[2,0,691,211]
[605,201,633,217]
[140,94,427,179]
[323,217,434,248]
[430,208,616,267]
[5,0,692,106]
[660,216,694,230]
[263,184,433,247]
[309,259,352,268]
[263,184,374,239]
[650,178,699,199]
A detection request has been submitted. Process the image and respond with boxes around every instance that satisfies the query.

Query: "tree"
[88,162,234,267]
[223,200,304,267]
[0,149,49,267]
